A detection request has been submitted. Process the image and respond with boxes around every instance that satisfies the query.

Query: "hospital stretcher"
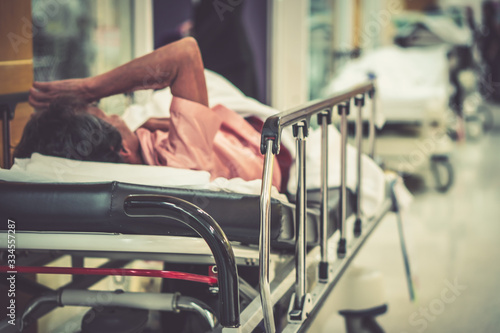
[0,83,413,333]
[324,45,455,192]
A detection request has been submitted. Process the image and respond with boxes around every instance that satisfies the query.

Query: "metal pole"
[2,107,11,169]
[294,124,307,308]
[318,111,331,281]
[337,102,349,258]
[368,88,376,159]
[354,95,365,237]
[391,181,416,302]
[259,139,276,333]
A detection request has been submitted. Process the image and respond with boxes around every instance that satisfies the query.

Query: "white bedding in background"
[324,45,450,123]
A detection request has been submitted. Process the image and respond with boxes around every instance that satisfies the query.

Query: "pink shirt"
[135,97,282,189]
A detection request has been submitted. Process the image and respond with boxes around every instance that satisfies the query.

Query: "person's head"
[85,104,144,164]
[14,95,125,163]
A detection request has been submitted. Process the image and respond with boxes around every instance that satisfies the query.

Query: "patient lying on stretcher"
[15,37,284,189]
[13,37,386,215]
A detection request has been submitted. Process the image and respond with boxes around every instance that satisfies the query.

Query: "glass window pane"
[309,0,334,100]
[32,0,134,114]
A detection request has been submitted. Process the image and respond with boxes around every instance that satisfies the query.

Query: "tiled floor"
[318,108,500,332]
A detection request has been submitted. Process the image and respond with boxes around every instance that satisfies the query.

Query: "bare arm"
[29,37,208,109]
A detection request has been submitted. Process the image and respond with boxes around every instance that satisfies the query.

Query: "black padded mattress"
[0,181,354,247]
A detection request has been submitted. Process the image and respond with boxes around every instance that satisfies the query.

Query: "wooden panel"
[0,60,33,94]
[0,0,33,62]
[10,102,33,149]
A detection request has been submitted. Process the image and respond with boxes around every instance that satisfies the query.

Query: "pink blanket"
[135,97,282,189]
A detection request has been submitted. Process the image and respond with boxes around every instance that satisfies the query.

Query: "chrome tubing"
[260,82,375,154]
[19,291,217,332]
[354,95,365,237]
[19,292,59,331]
[368,88,376,159]
[177,296,218,329]
[259,139,276,333]
[124,195,239,328]
[60,289,178,311]
[390,181,416,302]
[318,111,331,281]
[337,102,349,258]
[294,124,307,308]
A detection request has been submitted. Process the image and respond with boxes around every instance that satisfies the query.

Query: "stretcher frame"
[330,46,455,192]
[0,83,411,333]
[256,82,385,333]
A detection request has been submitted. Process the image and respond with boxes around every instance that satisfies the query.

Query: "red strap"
[0,266,217,285]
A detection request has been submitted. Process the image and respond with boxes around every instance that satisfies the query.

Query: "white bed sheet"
[0,153,287,201]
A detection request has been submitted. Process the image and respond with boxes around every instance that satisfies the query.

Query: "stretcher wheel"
[431,156,454,193]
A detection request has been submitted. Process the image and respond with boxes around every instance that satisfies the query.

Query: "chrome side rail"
[288,123,312,322]
[281,199,392,333]
[259,141,277,333]
[237,198,392,333]
[260,82,376,155]
[258,82,376,332]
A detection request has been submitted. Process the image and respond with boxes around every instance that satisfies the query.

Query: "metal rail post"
[259,139,277,333]
[317,110,332,281]
[354,94,365,237]
[337,102,350,258]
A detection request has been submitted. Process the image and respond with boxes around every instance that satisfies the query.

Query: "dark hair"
[14,95,124,163]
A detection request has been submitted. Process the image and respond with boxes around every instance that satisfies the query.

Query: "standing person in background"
[154,0,259,100]
[192,0,259,100]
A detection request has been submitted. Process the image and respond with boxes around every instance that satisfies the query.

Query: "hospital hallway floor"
[318,107,500,333]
